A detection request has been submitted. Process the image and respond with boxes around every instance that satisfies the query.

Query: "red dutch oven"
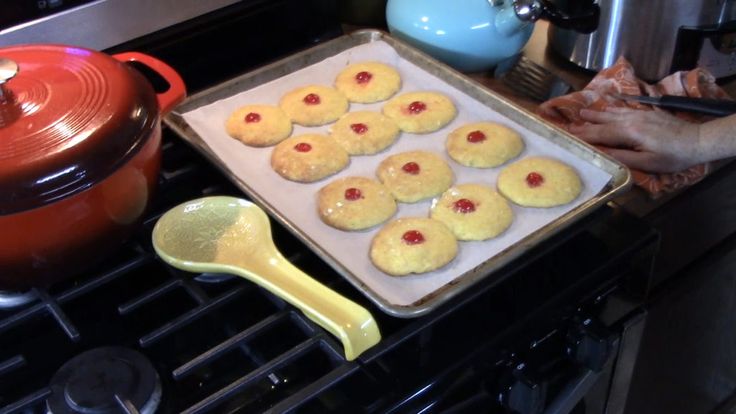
[0,45,186,290]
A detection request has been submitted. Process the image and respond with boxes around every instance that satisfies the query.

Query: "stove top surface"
[0,133,657,412]
[0,1,659,411]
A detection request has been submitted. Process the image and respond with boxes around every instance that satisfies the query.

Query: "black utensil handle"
[539,0,599,34]
[659,95,736,117]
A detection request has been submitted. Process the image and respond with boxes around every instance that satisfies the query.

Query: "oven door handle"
[542,336,621,414]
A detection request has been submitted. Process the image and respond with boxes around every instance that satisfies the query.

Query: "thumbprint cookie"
[430,183,513,241]
[382,91,457,134]
[497,156,582,208]
[225,104,292,147]
[446,122,524,168]
[334,61,401,103]
[270,134,349,183]
[376,151,454,203]
[369,217,458,276]
[329,111,400,155]
[317,176,397,231]
[279,85,349,126]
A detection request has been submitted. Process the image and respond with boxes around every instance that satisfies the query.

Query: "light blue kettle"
[386,0,599,73]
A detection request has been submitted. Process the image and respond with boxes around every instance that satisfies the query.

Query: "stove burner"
[194,272,236,284]
[47,347,162,414]
[0,289,36,309]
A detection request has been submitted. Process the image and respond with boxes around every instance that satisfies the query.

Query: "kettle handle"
[514,0,600,34]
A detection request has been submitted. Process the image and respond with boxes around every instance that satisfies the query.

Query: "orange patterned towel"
[536,56,731,198]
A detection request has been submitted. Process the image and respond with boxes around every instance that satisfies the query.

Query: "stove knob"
[497,362,547,414]
[565,317,614,372]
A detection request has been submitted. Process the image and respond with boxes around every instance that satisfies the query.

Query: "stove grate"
[0,135,361,412]
[0,254,149,341]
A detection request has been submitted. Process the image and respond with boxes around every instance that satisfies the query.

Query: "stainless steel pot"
[548,0,736,81]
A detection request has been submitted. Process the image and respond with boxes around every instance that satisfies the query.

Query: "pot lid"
[0,44,159,215]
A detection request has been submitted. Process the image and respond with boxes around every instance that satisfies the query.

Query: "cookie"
[270,134,350,183]
[329,111,400,155]
[376,151,454,203]
[446,122,524,168]
[317,176,397,231]
[279,85,349,126]
[497,157,582,208]
[369,217,458,276]
[382,91,457,134]
[334,61,402,103]
[225,104,292,147]
[430,184,513,241]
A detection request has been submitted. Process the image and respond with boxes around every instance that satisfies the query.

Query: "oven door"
[494,310,648,414]
[549,310,647,414]
[371,293,649,414]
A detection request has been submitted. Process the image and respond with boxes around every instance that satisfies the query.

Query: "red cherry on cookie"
[453,198,476,213]
[466,130,486,143]
[344,188,362,200]
[355,71,373,84]
[303,93,321,105]
[402,230,425,245]
[244,112,261,123]
[350,123,368,134]
[526,172,544,187]
[294,142,312,152]
[408,101,427,114]
[401,161,421,175]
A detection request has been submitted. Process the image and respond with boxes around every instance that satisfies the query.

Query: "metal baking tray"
[164,29,631,318]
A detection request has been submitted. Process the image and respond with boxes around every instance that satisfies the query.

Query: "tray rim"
[164,29,632,318]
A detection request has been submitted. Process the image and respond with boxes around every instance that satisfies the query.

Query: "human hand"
[569,107,702,173]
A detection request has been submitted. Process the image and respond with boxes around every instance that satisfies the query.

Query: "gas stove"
[0,132,657,413]
[0,1,659,413]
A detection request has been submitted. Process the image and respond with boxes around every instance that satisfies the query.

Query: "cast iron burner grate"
[47,347,162,414]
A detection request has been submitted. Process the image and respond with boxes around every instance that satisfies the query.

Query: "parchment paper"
[181,41,611,307]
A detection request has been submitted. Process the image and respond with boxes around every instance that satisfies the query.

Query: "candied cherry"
[466,130,486,143]
[408,101,427,114]
[344,188,363,200]
[402,230,425,245]
[303,93,321,105]
[355,71,373,84]
[401,161,420,175]
[526,172,544,187]
[453,198,476,213]
[294,142,312,152]
[350,123,368,134]
[244,112,261,123]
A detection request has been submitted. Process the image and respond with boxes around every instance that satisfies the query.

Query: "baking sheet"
[169,31,626,317]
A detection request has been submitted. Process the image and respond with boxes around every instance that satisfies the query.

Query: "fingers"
[577,108,617,123]
[569,121,638,148]
[569,108,658,170]
[569,108,652,148]
[578,107,639,123]
[599,147,657,171]
[569,107,700,173]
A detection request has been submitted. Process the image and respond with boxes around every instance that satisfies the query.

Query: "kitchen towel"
[536,56,732,198]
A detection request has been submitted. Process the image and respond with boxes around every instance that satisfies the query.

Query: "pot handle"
[539,0,599,34]
[113,52,187,115]
[515,0,599,34]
